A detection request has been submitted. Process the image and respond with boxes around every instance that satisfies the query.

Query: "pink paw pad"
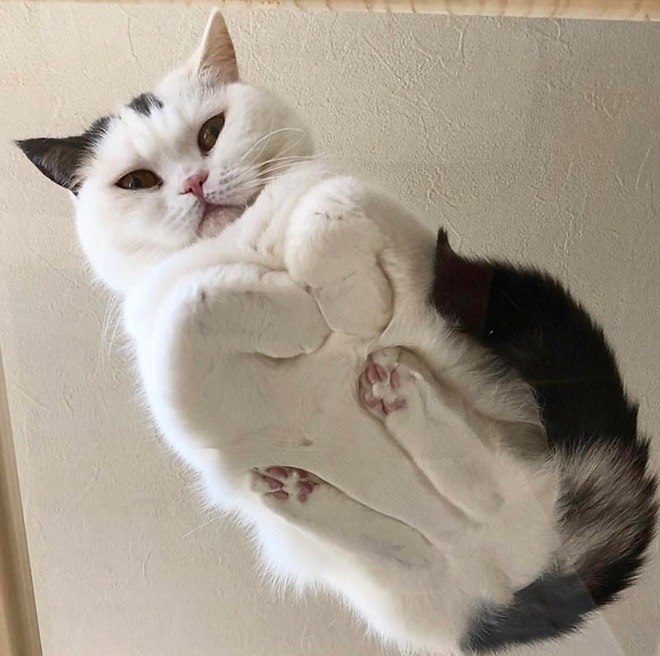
[254,467,320,503]
[359,352,408,416]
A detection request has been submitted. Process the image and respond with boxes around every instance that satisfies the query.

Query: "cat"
[17,11,656,655]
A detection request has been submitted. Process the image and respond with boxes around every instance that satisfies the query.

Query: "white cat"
[18,12,656,655]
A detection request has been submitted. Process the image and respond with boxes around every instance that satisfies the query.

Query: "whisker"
[273,134,309,158]
[236,127,305,167]
[107,309,123,354]
[259,154,317,168]
[258,163,313,179]
[231,174,326,198]
[260,159,315,174]
[98,293,122,364]
[180,513,223,539]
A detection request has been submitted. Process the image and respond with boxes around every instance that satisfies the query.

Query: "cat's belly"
[147,327,371,467]
[204,333,369,446]
[143,296,560,601]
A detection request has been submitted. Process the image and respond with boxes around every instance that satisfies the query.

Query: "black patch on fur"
[86,115,112,143]
[461,573,596,654]
[127,92,163,116]
[16,115,113,193]
[433,229,657,651]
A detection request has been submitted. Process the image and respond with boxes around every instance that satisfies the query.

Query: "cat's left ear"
[191,10,239,84]
[16,136,90,194]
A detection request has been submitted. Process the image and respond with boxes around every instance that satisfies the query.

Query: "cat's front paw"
[251,467,322,503]
[285,178,378,287]
[359,348,417,418]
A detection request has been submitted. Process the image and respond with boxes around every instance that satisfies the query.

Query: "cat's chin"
[197,205,244,239]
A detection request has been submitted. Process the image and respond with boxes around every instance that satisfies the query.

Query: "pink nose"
[181,172,208,198]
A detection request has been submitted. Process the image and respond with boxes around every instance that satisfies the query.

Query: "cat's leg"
[359,348,505,520]
[247,465,509,655]
[135,261,331,457]
[227,402,480,551]
[148,263,476,548]
[284,177,393,338]
[161,262,330,359]
[249,466,435,567]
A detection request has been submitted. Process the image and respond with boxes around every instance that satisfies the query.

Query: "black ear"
[16,136,91,193]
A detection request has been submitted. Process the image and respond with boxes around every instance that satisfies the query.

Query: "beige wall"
[1,4,659,655]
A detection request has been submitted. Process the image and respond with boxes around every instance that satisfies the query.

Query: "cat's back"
[432,229,657,653]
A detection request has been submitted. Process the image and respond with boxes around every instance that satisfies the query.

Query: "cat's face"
[18,12,312,292]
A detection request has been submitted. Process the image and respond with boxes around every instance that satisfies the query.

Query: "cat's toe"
[369,347,401,370]
[381,397,407,415]
[295,479,318,503]
[265,466,289,479]
[251,468,289,500]
[363,362,388,385]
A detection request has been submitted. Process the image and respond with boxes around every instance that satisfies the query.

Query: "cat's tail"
[554,434,657,608]
[433,229,657,654]
[462,436,657,655]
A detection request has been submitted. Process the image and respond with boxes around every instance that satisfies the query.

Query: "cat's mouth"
[196,203,245,239]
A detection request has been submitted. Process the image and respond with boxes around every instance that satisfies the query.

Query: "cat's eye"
[198,113,225,153]
[116,169,161,191]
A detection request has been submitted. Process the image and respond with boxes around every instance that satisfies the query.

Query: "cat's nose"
[181,172,209,198]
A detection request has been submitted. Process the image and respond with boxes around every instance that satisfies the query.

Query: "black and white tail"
[433,230,657,653]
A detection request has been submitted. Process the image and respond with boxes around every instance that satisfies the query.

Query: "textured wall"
[1,4,659,655]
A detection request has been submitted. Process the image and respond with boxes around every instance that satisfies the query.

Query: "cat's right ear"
[16,136,89,194]
[189,10,239,84]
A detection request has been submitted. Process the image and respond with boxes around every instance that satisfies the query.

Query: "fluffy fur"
[17,12,656,655]
[433,234,657,651]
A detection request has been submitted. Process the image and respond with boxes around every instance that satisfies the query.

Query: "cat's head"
[17,11,313,293]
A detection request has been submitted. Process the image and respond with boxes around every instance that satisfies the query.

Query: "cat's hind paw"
[251,467,321,503]
[359,348,417,417]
